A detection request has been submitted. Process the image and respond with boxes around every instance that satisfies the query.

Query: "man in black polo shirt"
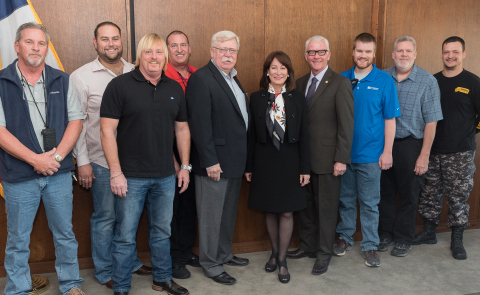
[100,33,191,295]
[414,36,480,260]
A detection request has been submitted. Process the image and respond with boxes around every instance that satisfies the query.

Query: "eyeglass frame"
[212,47,238,54]
[306,49,329,56]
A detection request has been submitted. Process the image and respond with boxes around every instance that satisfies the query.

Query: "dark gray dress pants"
[195,175,242,277]
[298,173,342,261]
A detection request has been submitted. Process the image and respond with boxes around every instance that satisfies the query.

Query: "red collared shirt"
[165,62,197,93]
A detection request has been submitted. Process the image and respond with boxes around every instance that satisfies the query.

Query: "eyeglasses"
[306,50,328,56]
[213,47,238,54]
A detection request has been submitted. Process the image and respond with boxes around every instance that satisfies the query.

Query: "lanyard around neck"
[18,64,48,128]
[176,65,192,88]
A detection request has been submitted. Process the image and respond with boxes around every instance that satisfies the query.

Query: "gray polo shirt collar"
[391,63,418,82]
[15,61,46,86]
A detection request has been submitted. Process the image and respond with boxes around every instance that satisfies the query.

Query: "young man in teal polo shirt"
[334,33,400,267]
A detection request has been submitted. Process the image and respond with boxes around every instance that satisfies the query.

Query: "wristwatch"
[181,164,192,172]
[53,152,63,163]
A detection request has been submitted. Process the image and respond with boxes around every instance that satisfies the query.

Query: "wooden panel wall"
[34,0,132,72]
[381,0,480,74]
[265,0,373,79]
[133,0,265,98]
[1,0,480,276]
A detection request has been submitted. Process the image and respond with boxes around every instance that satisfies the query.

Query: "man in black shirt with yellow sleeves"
[414,36,480,260]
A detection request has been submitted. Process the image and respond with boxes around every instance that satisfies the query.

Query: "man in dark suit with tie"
[287,36,354,275]
[186,30,250,285]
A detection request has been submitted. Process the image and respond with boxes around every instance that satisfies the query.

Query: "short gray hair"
[305,36,330,52]
[211,31,240,50]
[394,35,416,51]
[15,22,50,44]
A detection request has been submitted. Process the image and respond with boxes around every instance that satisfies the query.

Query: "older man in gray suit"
[287,35,354,275]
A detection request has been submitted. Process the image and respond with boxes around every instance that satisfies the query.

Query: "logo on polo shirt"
[50,91,60,94]
[455,87,469,94]
[367,86,379,90]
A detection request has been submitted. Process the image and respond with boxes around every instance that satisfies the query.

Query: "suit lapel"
[258,90,269,140]
[208,61,244,119]
[309,68,333,111]
[235,76,250,120]
[283,91,296,139]
[299,75,309,93]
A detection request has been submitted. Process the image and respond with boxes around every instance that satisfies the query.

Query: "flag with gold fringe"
[0,0,64,70]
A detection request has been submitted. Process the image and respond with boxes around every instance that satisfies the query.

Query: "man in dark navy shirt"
[415,36,480,260]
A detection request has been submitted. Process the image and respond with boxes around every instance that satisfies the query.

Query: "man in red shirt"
[164,30,199,280]
[165,31,197,92]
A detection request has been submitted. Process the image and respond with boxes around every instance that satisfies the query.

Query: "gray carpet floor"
[1,229,480,295]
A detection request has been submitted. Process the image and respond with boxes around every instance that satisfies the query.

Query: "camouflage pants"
[418,150,475,228]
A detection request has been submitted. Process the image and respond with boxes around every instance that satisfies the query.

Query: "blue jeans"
[336,163,381,251]
[3,172,84,295]
[112,175,175,292]
[90,163,143,284]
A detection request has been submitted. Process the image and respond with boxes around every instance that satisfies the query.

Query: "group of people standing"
[0,19,478,295]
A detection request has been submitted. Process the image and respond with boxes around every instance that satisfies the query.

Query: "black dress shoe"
[134,265,152,275]
[152,279,189,295]
[311,259,329,275]
[225,255,249,266]
[286,248,316,259]
[172,263,191,279]
[210,272,236,285]
[185,253,201,267]
[114,292,128,295]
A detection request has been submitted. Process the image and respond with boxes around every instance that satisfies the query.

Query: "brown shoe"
[311,259,329,275]
[68,287,86,295]
[134,265,152,275]
[286,248,316,259]
[104,279,114,289]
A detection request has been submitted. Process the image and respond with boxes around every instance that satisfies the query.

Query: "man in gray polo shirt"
[378,36,443,257]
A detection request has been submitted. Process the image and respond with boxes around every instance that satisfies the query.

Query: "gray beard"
[27,56,42,67]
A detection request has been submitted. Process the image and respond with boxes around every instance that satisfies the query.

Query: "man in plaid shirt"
[378,36,442,257]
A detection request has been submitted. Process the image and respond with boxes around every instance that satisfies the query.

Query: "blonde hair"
[211,31,240,50]
[135,33,168,71]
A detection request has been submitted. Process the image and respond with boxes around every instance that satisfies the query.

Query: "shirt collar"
[166,62,193,78]
[92,56,129,73]
[349,63,378,82]
[131,67,166,83]
[268,83,286,95]
[392,63,418,82]
[309,65,329,82]
[211,59,237,78]
[15,61,46,85]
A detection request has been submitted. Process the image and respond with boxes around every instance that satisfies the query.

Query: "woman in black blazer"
[244,51,310,283]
